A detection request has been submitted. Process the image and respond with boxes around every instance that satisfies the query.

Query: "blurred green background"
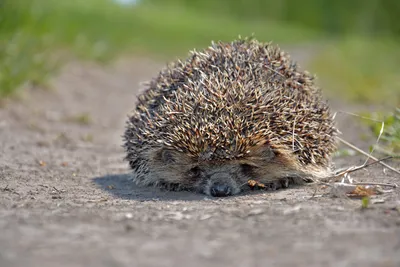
[1,0,399,154]
[1,0,399,104]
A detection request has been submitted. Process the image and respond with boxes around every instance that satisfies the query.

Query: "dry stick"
[313,155,400,194]
[333,110,385,167]
[318,156,394,184]
[337,156,398,188]
[335,155,393,176]
[338,137,400,175]
[353,182,398,188]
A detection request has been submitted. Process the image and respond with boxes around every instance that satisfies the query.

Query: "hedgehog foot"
[248,177,303,191]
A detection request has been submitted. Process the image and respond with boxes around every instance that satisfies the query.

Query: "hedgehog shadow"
[92,173,275,201]
[93,173,209,201]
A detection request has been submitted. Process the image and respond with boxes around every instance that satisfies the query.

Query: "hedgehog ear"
[249,143,275,161]
[154,148,192,166]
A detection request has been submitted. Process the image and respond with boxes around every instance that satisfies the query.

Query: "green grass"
[2,0,399,151]
[1,0,399,114]
[0,0,320,98]
[310,37,400,151]
[149,0,400,39]
[310,37,400,106]
[362,108,400,157]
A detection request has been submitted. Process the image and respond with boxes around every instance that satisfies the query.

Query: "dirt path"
[0,50,399,267]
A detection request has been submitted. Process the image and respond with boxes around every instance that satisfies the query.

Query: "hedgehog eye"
[188,166,202,179]
[160,149,177,163]
[240,163,256,176]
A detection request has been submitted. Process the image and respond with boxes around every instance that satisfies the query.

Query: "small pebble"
[282,206,301,215]
[248,208,264,216]
[199,214,212,220]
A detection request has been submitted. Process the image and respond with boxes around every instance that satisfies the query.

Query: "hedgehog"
[123,37,338,197]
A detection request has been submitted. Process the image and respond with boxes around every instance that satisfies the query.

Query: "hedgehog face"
[140,147,243,197]
[135,143,307,197]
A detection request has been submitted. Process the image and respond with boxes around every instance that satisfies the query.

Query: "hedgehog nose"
[210,183,232,197]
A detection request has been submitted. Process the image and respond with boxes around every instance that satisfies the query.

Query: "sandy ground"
[0,49,400,267]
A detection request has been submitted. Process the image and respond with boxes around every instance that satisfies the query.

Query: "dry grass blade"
[362,117,384,166]
[334,111,383,122]
[334,155,393,176]
[338,137,400,175]
[335,110,387,166]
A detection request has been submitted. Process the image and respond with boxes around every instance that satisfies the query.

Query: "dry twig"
[338,137,400,175]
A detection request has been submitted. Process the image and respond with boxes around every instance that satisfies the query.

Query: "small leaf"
[361,196,370,209]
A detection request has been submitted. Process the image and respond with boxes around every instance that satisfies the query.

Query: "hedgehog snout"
[203,172,240,197]
[210,183,232,197]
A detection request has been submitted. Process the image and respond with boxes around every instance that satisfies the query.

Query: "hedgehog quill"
[123,37,338,197]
